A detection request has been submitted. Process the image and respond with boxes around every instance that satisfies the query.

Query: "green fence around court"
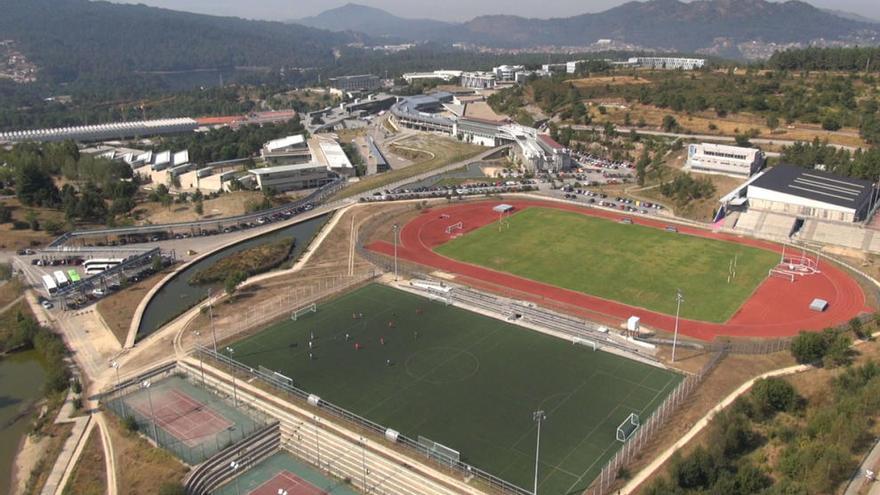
[195,345,534,495]
[103,373,270,466]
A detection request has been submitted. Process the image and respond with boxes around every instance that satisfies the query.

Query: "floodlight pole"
[110,361,120,387]
[392,224,399,281]
[207,288,217,354]
[671,289,684,363]
[532,410,546,495]
[142,380,159,444]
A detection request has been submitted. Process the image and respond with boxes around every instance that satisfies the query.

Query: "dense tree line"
[768,47,880,72]
[503,68,880,143]
[1,310,72,395]
[660,174,716,204]
[158,117,306,165]
[647,354,880,495]
[781,138,880,179]
[0,141,139,226]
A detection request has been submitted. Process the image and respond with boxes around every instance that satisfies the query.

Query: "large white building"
[686,143,765,177]
[460,72,496,89]
[721,164,876,223]
[260,134,311,165]
[634,57,706,70]
[402,70,463,83]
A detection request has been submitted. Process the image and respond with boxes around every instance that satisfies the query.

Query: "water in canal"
[137,214,329,339]
[0,351,46,493]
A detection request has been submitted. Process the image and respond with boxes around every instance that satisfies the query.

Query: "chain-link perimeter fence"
[102,362,274,466]
[194,272,379,352]
[586,347,728,495]
[195,345,532,495]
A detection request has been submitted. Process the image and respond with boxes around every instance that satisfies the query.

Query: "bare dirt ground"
[132,191,272,225]
[61,427,106,495]
[19,421,74,495]
[0,278,23,308]
[571,76,651,88]
[104,414,187,495]
[96,266,176,346]
[597,102,867,148]
[0,199,69,250]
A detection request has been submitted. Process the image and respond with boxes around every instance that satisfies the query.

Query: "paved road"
[569,124,862,151]
[845,437,880,495]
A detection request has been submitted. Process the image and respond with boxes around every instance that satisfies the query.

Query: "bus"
[67,269,81,283]
[41,274,57,294]
[53,270,69,288]
[83,258,123,275]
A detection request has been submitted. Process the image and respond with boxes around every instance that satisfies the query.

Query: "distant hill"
[293,3,456,41]
[821,8,880,24]
[296,0,877,55]
[0,0,361,84]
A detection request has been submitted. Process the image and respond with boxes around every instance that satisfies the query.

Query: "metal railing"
[47,178,346,247]
[195,346,532,495]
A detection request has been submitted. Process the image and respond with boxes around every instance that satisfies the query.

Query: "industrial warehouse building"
[686,143,765,177]
[744,165,874,223]
[721,164,876,224]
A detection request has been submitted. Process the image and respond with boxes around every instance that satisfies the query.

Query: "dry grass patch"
[571,75,651,88]
[96,267,174,345]
[62,428,106,495]
[105,414,187,495]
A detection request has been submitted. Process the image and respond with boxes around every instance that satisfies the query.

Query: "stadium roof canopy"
[748,164,874,211]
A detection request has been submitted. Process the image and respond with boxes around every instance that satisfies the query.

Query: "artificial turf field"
[228,284,681,494]
[435,207,780,322]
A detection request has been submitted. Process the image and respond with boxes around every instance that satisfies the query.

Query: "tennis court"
[127,388,233,448]
[213,452,359,495]
[105,375,266,465]
[226,284,682,494]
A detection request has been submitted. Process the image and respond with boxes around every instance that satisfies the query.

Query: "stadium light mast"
[672,289,684,363]
[207,288,217,354]
[532,410,547,495]
[142,380,159,443]
[392,223,399,281]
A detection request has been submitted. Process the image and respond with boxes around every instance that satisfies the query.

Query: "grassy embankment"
[190,237,295,285]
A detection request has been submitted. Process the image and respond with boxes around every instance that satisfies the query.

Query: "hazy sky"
[108,0,880,22]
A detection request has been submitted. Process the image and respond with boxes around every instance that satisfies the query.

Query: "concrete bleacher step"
[862,229,875,252]
[280,422,457,495]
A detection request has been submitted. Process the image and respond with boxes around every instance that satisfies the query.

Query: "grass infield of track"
[227,284,681,494]
[435,207,780,322]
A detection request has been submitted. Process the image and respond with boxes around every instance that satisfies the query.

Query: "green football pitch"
[227,284,681,494]
[435,207,780,322]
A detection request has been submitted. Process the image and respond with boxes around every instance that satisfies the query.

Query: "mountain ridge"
[293,0,878,54]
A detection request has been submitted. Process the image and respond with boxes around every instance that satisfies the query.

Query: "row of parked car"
[79,202,318,247]
[362,182,536,202]
[31,257,83,266]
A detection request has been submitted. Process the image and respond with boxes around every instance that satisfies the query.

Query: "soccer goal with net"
[616,413,640,442]
[290,303,317,321]
[768,267,796,282]
[572,337,598,351]
[418,436,461,465]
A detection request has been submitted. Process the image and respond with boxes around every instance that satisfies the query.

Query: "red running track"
[367,200,872,341]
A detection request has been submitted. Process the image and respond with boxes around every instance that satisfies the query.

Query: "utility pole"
[532,410,547,495]
[672,289,684,363]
